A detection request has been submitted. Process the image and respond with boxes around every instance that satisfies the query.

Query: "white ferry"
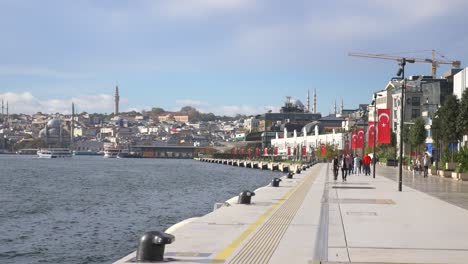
[103,148,121,158]
[37,148,73,158]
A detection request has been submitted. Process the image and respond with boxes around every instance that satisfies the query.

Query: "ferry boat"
[103,148,121,158]
[37,148,73,158]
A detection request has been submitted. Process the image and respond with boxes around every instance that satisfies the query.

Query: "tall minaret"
[334,99,337,115]
[313,88,317,114]
[307,89,310,112]
[114,85,119,115]
[6,101,8,128]
[341,98,344,114]
[1,100,3,125]
[70,102,75,149]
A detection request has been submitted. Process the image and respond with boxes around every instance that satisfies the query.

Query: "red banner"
[241,149,245,155]
[368,121,376,148]
[351,132,357,149]
[263,147,268,155]
[378,109,391,144]
[320,144,326,155]
[287,146,291,156]
[301,146,307,156]
[274,147,278,156]
[357,128,364,148]
[255,147,260,156]
[233,148,238,155]
[247,148,251,157]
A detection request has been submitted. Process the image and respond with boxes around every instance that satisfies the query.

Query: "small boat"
[37,148,73,158]
[103,148,129,158]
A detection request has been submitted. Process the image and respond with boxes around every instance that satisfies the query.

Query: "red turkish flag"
[287,146,291,156]
[345,140,350,154]
[302,146,307,156]
[263,147,268,155]
[357,128,364,148]
[378,109,391,144]
[247,148,251,157]
[233,148,238,155]
[274,147,278,156]
[351,132,357,149]
[241,149,245,155]
[320,144,326,155]
[368,122,376,147]
[255,147,260,156]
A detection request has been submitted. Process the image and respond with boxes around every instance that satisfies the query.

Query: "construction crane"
[349,50,461,78]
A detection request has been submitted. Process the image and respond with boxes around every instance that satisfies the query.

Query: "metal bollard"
[271,178,282,187]
[136,231,175,262]
[238,191,255,204]
[287,172,294,179]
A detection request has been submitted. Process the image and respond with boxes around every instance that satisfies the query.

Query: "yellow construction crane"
[349,49,461,78]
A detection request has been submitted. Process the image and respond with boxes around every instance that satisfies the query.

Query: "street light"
[397,58,414,192]
[372,93,383,179]
[422,98,439,173]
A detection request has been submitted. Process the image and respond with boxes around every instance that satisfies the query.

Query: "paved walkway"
[115,163,468,264]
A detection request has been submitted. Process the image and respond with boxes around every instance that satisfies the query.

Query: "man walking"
[354,155,360,175]
[363,153,371,176]
[341,154,347,181]
[423,153,430,178]
[332,155,339,181]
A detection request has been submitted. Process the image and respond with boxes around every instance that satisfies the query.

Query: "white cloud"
[156,0,255,19]
[0,92,116,114]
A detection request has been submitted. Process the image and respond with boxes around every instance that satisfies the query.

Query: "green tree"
[439,95,461,162]
[458,88,468,137]
[409,117,426,154]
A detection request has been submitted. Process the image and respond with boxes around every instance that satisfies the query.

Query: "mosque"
[38,118,71,147]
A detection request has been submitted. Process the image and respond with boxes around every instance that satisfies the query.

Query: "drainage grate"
[347,211,378,216]
[332,186,375,189]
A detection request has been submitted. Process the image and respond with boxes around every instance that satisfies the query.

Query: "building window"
[411,109,420,119]
[412,97,420,106]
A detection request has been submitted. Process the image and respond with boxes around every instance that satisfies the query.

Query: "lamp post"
[397,58,414,192]
[423,98,439,173]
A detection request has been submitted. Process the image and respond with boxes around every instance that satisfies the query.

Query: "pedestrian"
[354,155,359,175]
[341,154,347,181]
[332,155,339,181]
[358,157,363,174]
[346,154,352,175]
[423,153,430,178]
[363,153,371,176]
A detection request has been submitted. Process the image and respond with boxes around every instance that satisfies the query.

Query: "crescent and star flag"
[241,149,245,155]
[378,109,391,144]
[345,140,350,154]
[274,147,278,156]
[287,146,291,156]
[320,144,326,155]
[357,128,364,149]
[255,147,260,156]
[351,132,357,149]
[368,121,376,148]
[263,147,268,155]
[247,148,251,157]
[302,146,307,156]
[233,148,238,155]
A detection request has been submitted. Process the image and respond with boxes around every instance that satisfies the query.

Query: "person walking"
[354,155,360,175]
[346,154,352,176]
[332,155,339,181]
[341,154,347,181]
[363,153,371,176]
[423,153,430,178]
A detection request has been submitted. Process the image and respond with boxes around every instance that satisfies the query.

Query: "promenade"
[115,163,468,263]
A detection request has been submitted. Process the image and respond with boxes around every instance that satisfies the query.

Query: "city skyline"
[1,0,468,115]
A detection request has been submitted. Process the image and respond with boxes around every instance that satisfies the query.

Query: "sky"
[1,0,468,116]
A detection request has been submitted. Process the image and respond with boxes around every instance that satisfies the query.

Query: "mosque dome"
[47,119,61,128]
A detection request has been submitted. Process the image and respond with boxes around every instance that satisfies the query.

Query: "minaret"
[6,101,8,128]
[341,98,344,114]
[1,100,3,125]
[114,85,119,115]
[334,99,337,115]
[313,88,317,114]
[307,89,310,112]
[70,102,75,149]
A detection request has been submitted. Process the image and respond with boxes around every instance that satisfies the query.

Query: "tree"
[409,117,426,154]
[151,107,166,115]
[438,95,461,162]
[458,88,468,137]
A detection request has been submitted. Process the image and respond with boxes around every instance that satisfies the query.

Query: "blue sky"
[1,0,468,115]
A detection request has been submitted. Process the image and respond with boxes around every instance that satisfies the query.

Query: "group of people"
[412,153,431,178]
[332,153,373,181]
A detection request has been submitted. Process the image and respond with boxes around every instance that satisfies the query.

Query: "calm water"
[0,155,282,264]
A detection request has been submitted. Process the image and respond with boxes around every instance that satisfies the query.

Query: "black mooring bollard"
[238,190,255,204]
[287,172,294,179]
[271,178,282,187]
[136,231,175,262]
